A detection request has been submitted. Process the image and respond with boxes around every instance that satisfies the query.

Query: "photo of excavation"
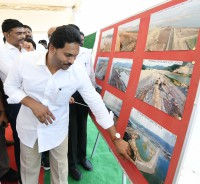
[145,0,200,51]
[103,90,123,120]
[108,58,133,92]
[115,19,140,52]
[123,108,177,184]
[95,57,109,80]
[100,28,114,52]
[136,59,194,119]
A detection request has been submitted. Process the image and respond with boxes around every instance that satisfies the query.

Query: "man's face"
[4,27,25,48]
[51,42,80,71]
[24,28,33,39]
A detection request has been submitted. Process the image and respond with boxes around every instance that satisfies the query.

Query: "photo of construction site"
[115,19,140,52]
[108,58,133,92]
[145,0,200,51]
[100,28,114,52]
[95,57,109,80]
[136,59,194,119]
[123,107,177,184]
[103,90,123,120]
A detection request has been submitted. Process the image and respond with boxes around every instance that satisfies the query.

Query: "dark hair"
[2,19,23,33]
[68,24,80,32]
[23,25,32,31]
[50,25,81,49]
[24,38,36,50]
[80,31,84,37]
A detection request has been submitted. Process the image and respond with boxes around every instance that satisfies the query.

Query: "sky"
[74,0,170,36]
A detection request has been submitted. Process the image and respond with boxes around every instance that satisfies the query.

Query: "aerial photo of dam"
[108,58,133,92]
[123,108,177,184]
[136,59,194,119]
[115,19,140,52]
[100,28,114,52]
[95,57,109,80]
[145,0,200,51]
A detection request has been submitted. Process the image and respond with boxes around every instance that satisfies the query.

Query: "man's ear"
[3,32,9,39]
[48,43,56,54]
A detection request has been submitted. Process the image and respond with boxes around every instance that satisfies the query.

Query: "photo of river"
[136,59,194,119]
[145,0,200,51]
[108,58,133,92]
[123,108,177,184]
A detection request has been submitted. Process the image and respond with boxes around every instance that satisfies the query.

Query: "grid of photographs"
[93,0,200,183]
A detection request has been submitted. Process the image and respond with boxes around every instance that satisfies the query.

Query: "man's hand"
[31,102,55,125]
[0,111,9,128]
[21,96,55,125]
[113,138,134,163]
[69,97,75,104]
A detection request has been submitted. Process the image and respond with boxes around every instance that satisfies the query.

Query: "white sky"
[74,0,170,35]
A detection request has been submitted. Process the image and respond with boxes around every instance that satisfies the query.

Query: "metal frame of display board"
[90,131,129,184]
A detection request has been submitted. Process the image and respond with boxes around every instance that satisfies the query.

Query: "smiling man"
[4,25,132,184]
[0,18,26,184]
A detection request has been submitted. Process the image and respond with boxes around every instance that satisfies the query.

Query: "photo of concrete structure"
[115,19,140,52]
[108,58,133,92]
[145,0,200,51]
[95,57,109,80]
[136,59,194,119]
[100,28,114,52]
[103,90,123,119]
[123,107,177,184]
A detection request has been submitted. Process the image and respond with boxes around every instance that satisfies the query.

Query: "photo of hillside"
[95,57,109,80]
[123,108,177,184]
[145,0,200,51]
[108,58,133,92]
[115,19,140,52]
[100,28,114,52]
[136,59,194,119]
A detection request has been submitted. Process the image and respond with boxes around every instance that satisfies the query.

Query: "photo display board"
[90,0,200,183]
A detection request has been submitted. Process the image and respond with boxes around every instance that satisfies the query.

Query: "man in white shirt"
[0,19,26,184]
[4,25,132,184]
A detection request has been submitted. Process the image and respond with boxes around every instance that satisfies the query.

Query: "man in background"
[0,18,26,184]
[68,25,96,181]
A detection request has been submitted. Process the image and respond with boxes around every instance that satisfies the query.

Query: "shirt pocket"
[55,88,69,105]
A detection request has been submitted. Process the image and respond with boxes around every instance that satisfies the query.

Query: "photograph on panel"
[145,0,200,51]
[103,90,123,124]
[95,84,102,94]
[136,59,194,119]
[123,107,177,184]
[100,28,114,52]
[95,57,109,80]
[108,58,133,92]
[115,19,140,52]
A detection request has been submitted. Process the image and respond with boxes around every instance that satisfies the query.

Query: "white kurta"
[4,51,113,152]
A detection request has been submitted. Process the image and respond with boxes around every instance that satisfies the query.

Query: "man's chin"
[62,65,71,70]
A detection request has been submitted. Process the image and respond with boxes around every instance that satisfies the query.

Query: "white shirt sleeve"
[77,65,113,129]
[4,57,27,103]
